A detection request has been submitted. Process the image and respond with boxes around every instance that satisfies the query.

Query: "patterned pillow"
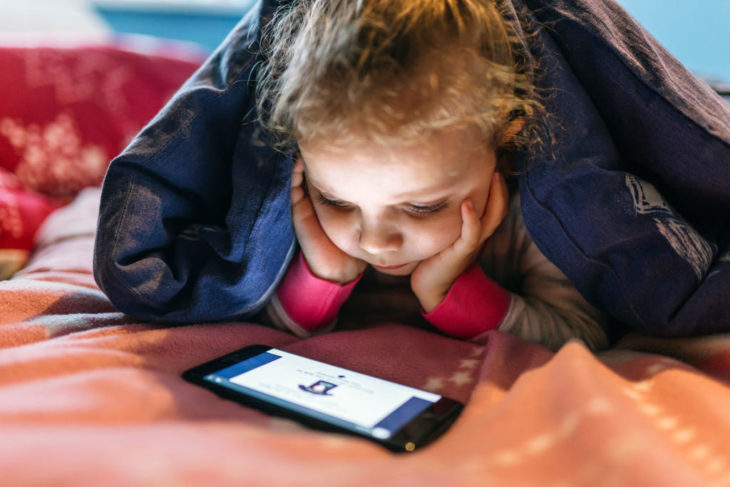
[0,41,202,200]
[0,168,58,279]
[0,40,202,277]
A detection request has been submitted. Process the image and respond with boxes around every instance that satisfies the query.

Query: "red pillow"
[0,39,203,278]
[0,168,58,279]
[0,41,202,200]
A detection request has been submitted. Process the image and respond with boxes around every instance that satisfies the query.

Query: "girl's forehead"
[300,129,496,197]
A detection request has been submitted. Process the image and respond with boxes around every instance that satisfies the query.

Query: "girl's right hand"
[290,158,367,284]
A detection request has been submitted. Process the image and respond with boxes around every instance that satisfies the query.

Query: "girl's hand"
[290,158,367,284]
[411,172,509,313]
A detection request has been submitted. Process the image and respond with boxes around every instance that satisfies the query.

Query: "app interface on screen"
[205,349,441,439]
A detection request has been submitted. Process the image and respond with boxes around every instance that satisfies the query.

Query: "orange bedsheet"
[1,188,729,486]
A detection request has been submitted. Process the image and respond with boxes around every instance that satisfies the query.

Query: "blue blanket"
[94,0,730,335]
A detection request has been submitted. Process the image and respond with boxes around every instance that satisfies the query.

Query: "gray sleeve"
[479,195,610,351]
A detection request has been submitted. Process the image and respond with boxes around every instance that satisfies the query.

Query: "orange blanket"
[1,188,729,486]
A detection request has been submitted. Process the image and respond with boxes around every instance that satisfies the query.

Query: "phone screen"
[201,348,442,441]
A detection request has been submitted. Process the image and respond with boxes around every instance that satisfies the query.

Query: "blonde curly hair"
[255,0,542,153]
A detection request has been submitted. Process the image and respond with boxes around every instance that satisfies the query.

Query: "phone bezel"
[182,344,463,452]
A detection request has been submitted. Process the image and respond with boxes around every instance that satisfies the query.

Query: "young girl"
[256,0,609,351]
[91,0,729,342]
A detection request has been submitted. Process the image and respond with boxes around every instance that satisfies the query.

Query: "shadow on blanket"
[0,186,729,486]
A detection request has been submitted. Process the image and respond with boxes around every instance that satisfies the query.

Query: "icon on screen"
[299,380,338,396]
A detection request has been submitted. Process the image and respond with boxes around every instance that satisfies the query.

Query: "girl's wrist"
[418,292,447,314]
[303,255,363,285]
[413,283,450,313]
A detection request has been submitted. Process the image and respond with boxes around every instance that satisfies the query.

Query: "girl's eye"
[317,194,353,209]
[316,193,447,216]
[405,201,448,217]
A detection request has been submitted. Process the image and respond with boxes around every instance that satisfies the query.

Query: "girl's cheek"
[408,212,463,253]
[316,209,357,249]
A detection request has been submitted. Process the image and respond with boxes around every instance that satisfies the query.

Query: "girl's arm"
[263,251,360,337]
[424,195,609,352]
[489,252,610,352]
[264,158,366,337]
[422,263,511,339]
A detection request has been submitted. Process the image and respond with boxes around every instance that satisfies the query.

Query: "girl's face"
[298,128,498,277]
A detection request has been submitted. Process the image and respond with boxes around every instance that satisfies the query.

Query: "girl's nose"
[358,220,402,255]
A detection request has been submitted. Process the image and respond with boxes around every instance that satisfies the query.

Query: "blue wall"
[94,1,255,52]
[617,0,729,81]
[96,1,730,81]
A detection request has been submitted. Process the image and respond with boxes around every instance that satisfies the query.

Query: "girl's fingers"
[459,199,481,248]
[291,158,304,189]
[290,158,306,205]
[479,172,509,240]
[290,191,318,246]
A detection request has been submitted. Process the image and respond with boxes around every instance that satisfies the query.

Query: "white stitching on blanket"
[625,174,714,280]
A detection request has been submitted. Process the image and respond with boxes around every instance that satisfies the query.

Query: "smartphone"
[183,344,463,452]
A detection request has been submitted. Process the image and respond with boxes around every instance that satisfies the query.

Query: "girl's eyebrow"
[298,157,333,194]
[303,174,339,197]
[393,182,453,199]
[311,175,449,203]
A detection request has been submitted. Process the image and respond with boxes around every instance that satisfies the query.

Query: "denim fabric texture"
[94,1,296,323]
[94,0,730,334]
[518,0,730,334]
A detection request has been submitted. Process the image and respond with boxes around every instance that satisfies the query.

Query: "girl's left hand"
[410,172,510,313]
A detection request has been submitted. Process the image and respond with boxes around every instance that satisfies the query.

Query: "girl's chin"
[371,262,418,276]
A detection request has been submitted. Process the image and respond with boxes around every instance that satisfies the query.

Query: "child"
[92,0,730,341]
[256,0,609,351]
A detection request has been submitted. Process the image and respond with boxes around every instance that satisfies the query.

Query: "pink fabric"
[0,42,201,201]
[0,167,59,278]
[423,263,511,338]
[277,251,360,331]
[0,168,58,251]
[0,40,201,276]
[2,188,730,486]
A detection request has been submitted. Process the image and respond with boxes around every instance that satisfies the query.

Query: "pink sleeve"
[422,263,511,339]
[275,251,361,333]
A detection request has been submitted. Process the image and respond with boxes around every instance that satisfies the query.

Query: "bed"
[3,186,730,485]
[2,2,730,486]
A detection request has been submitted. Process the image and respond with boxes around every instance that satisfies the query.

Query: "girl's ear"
[498,117,525,148]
